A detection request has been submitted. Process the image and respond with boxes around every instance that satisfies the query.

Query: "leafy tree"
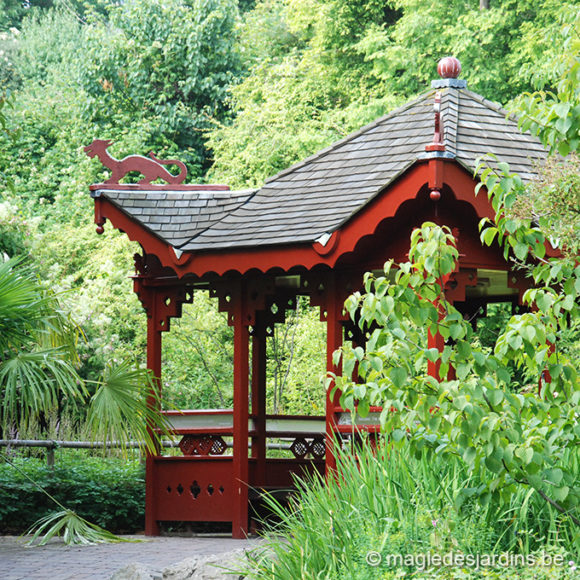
[335,220,579,526]
[80,0,242,177]
[334,25,580,531]
[356,0,578,103]
[0,1,246,397]
[208,0,402,187]
[0,0,35,31]
[0,257,83,432]
[209,0,578,188]
[507,7,580,252]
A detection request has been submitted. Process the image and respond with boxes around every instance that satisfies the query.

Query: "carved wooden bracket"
[210,276,300,330]
[507,270,531,304]
[444,268,478,303]
[133,276,194,332]
[303,272,355,322]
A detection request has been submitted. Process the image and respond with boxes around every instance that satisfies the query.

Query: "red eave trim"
[94,160,494,278]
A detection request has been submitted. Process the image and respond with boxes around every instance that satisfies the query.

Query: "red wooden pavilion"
[87,59,547,538]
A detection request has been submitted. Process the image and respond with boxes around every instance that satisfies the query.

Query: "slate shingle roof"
[92,82,548,252]
[91,189,254,248]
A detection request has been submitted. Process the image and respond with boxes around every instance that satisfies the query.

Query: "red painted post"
[145,291,162,536]
[427,327,445,379]
[232,284,250,538]
[325,275,344,475]
[251,313,267,486]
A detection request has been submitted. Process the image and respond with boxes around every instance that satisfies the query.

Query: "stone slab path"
[0,535,263,580]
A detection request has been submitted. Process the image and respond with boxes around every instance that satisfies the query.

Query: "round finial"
[430,189,441,201]
[96,224,105,235]
[437,57,461,79]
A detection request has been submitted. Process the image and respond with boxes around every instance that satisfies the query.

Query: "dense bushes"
[0,455,145,534]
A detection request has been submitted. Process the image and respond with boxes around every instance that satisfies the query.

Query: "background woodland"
[0,0,578,429]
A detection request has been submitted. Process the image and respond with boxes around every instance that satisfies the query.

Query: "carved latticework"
[310,437,326,459]
[289,437,325,459]
[178,435,228,456]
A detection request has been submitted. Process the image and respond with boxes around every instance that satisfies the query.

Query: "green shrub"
[0,454,145,534]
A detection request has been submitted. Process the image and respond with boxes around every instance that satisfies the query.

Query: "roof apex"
[432,78,467,89]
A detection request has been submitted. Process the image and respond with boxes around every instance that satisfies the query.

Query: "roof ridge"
[443,89,459,154]
[461,88,518,123]
[263,91,434,185]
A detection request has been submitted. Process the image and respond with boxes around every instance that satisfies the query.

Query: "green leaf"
[456,340,471,359]
[425,348,440,362]
[544,468,563,486]
[485,456,502,473]
[456,363,470,381]
[558,141,570,157]
[391,429,405,442]
[514,242,529,261]
[553,486,570,502]
[496,368,510,384]
[516,447,534,465]
[390,367,407,388]
[522,325,536,342]
[461,418,477,437]
[463,447,477,465]
[449,323,463,341]
[486,389,504,407]
[481,227,498,246]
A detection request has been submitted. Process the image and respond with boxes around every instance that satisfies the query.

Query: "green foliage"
[162,294,327,415]
[31,224,146,382]
[81,0,241,177]
[0,455,145,535]
[334,219,580,532]
[356,0,577,103]
[12,5,83,87]
[266,298,327,415]
[208,0,402,188]
[332,51,580,535]
[508,155,580,255]
[0,2,246,407]
[86,360,171,456]
[513,6,580,157]
[0,200,29,257]
[0,257,85,430]
[240,444,577,578]
[0,255,170,455]
[209,0,578,189]
[162,292,234,409]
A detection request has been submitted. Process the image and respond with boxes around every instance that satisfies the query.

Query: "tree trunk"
[480,0,490,9]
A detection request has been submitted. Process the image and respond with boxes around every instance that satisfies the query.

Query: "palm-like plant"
[0,257,85,431]
[0,257,171,542]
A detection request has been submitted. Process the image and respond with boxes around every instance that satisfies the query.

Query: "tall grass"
[242,441,578,579]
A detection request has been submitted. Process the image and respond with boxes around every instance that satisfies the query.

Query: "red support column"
[427,326,445,379]
[232,284,250,538]
[251,312,267,487]
[145,291,162,536]
[325,275,344,475]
